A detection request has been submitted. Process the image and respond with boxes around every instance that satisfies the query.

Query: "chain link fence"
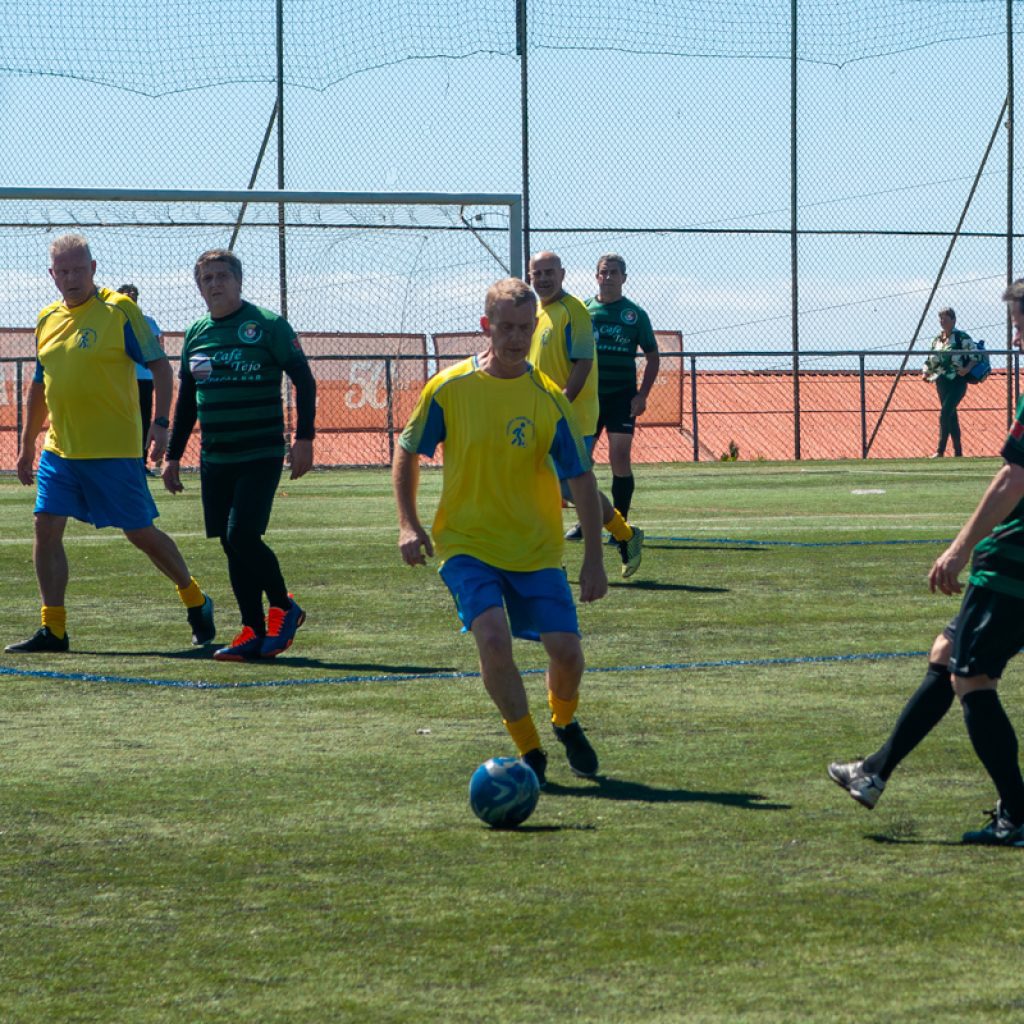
[0,1,1022,464]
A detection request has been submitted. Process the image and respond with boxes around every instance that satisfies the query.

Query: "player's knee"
[929,632,953,665]
[474,630,514,669]
[224,523,262,556]
[124,525,158,551]
[952,674,998,699]
[548,637,584,677]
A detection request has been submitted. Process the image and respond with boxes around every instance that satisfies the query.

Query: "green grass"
[2,459,1024,1022]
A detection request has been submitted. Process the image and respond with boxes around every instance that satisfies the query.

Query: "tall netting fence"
[1,1,1022,465]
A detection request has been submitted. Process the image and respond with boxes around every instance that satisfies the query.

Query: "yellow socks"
[176,577,205,609]
[503,713,543,756]
[548,693,579,728]
[41,605,67,639]
[604,509,633,543]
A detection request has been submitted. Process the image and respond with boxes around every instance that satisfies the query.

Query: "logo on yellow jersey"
[507,417,535,448]
[77,328,97,349]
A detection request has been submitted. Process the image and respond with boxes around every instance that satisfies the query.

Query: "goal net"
[0,187,522,468]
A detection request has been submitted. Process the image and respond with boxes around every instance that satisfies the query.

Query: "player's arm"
[929,462,1024,595]
[163,367,198,495]
[631,350,660,417]
[146,355,174,462]
[567,469,608,603]
[285,358,317,479]
[392,445,434,566]
[16,380,49,486]
[564,357,593,403]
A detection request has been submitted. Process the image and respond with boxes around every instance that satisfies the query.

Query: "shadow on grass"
[643,542,766,554]
[866,833,977,848]
[545,775,790,810]
[485,823,598,834]
[607,580,729,593]
[73,649,452,675]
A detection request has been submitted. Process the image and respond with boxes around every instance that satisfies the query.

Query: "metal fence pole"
[1007,0,1016,428]
[859,353,867,458]
[790,0,801,460]
[385,356,396,464]
[516,0,531,263]
[689,354,699,462]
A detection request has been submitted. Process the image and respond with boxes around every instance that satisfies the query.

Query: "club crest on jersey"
[621,309,638,325]
[507,417,535,449]
[237,321,263,344]
[1011,418,1024,442]
[77,328,97,349]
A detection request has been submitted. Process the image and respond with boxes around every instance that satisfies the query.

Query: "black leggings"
[201,457,289,631]
[935,375,968,456]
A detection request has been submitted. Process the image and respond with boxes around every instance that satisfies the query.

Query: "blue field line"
[649,534,952,548]
[0,649,928,691]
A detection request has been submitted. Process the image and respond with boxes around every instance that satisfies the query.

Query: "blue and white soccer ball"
[468,756,541,828]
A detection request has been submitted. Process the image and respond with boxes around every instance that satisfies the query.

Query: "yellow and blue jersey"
[399,356,592,572]
[34,287,163,459]
[529,293,600,436]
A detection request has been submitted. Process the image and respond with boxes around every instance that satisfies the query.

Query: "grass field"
[3,459,1024,1023]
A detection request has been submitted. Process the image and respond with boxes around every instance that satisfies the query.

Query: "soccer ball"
[468,756,540,829]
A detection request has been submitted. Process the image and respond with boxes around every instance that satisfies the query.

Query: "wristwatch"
[153,416,170,428]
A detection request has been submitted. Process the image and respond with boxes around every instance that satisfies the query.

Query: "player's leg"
[6,511,71,652]
[541,630,599,777]
[828,630,955,809]
[124,524,216,645]
[598,398,644,576]
[209,457,304,659]
[947,377,968,457]
[34,512,70,607]
[439,556,547,782]
[607,423,636,521]
[7,450,82,652]
[87,456,215,646]
[508,566,598,778]
[950,587,1024,844]
[137,379,154,467]
[198,460,267,661]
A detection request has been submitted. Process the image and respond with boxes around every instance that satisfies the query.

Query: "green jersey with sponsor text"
[585,295,658,399]
[180,301,307,464]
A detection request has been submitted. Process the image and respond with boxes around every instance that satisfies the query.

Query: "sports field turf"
[2,460,1023,1023]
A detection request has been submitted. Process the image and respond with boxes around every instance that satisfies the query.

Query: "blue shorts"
[35,449,159,530]
[439,554,579,642]
[560,435,595,504]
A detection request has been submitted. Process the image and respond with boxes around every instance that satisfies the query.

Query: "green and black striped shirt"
[177,301,310,464]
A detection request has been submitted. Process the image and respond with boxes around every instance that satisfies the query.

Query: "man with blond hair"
[394,277,607,785]
[7,233,214,653]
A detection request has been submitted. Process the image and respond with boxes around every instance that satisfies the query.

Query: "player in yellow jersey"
[528,251,644,578]
[5,233,214,654]
[393,277,608,786]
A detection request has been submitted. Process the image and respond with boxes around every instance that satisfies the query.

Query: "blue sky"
[0,1,1020,360]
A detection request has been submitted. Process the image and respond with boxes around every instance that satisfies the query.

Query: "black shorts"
[943,584,1024,680]
[200,457,284,539]
[596,391,636,437]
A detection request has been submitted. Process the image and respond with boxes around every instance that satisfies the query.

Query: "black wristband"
[153,416,170,428]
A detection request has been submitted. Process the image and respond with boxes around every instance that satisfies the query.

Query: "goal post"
[0,187,524,468]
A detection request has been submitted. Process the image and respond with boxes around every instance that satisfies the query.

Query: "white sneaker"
[827,759,885,809]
